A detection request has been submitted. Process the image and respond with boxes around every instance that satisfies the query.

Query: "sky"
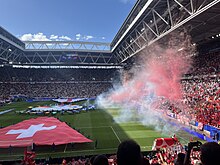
[0,0,136,43]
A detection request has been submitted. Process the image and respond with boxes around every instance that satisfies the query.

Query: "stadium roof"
[188,1,220,44]
[1,0,220,66]
[111,0,220,63]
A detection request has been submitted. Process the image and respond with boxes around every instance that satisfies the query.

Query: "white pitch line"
[64,144,68,153]
[111,126,121,143]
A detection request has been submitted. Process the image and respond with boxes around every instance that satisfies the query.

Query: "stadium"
[0,0,220,164]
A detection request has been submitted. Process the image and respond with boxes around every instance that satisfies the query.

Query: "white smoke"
[96,32,194,134]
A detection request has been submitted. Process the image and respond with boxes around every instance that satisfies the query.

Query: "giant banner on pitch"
[0,117,92,148]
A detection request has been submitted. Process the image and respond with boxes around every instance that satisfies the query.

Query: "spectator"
[174,153,185,165]
[117,140,142,165]
[200,142,220,165]
[89,156,96,165]
[93,155,108,165]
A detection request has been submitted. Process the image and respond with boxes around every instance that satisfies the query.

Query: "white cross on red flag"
[0,117,92,148]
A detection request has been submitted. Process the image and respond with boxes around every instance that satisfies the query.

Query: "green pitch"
[0,101,195,161]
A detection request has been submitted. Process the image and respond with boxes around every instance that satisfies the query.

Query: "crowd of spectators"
[0,51,220,128]
[0,67,118,100]
[181,78,220,128]
[14,140,220,165]
[180,51,220,128]
[186,52,220,76]
[66,140,220,165]
[0,67,118,82]
[0,82,112,98]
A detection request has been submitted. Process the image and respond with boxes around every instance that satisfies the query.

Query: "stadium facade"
[0,0,220,163]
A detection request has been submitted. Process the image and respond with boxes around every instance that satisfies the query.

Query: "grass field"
[0,101,197,161]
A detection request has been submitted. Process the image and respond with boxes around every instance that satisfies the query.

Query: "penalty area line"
[110,126,121,143]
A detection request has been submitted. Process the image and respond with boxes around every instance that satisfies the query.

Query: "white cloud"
[50,35,58,40]
[20,33,73,41]
[76,33,81,40]
[20,33,51,41]
[33,33,51,41]
[83,35,94,40]
[75,34,94,41]
[76,34,81,37]
[59,35,71,41]
[20,33,103,42]
[75,34,106,41]
[20,33,33,41]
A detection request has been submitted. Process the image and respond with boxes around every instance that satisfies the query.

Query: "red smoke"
[108,45,192,103]
[146,48,191,100]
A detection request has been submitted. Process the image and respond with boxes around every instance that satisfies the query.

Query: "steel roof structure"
[1,0,220,66]
[112,0,220,63]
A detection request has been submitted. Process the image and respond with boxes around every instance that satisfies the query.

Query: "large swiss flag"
[0,117,92,148]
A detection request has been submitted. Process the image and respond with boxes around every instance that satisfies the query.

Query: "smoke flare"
[97,32,194,134]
